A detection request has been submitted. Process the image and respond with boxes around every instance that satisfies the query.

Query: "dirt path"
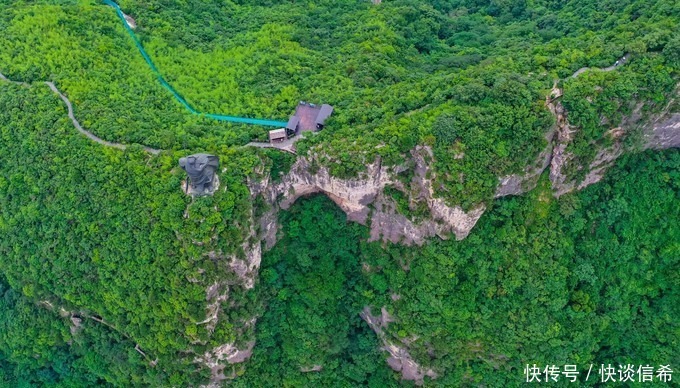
[2,71,290,156]
[1,72,161,155]
[0,72,29,86]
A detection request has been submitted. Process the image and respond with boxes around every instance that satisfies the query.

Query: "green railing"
[103,0,288,127]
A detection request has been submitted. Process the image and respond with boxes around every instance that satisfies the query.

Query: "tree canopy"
[0,0,677,385]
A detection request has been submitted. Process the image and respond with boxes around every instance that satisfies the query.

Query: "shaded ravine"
[0,72,161,154]
[102,0,288,128]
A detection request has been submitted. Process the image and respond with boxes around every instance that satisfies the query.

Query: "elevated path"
[103,0,288,128]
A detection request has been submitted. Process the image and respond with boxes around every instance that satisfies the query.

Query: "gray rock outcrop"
[360,306,437,385]
[643,112,680,150]
[248,146,484,248]
[548,84,678,197]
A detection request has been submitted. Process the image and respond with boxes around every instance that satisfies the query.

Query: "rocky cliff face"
[643,111,680,150]
[547,85,679,196]
[495,130,555,198]
[360,306,437,385]
[195,341,255,387]
[368,146,486,245]
[248,146,485,248]
[206,84,679,384]
[494,83,679,199]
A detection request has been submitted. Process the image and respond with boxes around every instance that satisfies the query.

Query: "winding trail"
[46,82,162,155]
[0,72,27,86]
[571,54,628,78]
[0,72,161,154]
[2,71,298,156]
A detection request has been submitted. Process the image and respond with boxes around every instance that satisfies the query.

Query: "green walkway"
[103,0,288,127]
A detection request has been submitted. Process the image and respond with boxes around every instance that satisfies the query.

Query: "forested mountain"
[0,0,677,386]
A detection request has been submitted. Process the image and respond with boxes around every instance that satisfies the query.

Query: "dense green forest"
[0,0,678,386]
[231,149,679,386]
[2,87,675,384]
[1,0,677,203]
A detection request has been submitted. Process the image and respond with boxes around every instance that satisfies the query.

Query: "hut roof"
[315,104,334,126]
[287,102,335,133]
[269,128,287,140]
[286,115,300,131]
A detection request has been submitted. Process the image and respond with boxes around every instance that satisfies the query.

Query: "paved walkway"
[246,134,302,154]
[571,54,628,78]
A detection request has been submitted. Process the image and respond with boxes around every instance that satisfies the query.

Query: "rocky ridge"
[548,84,679,196]
[248,147,486,248]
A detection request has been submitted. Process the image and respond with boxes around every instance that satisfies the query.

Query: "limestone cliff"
[642,111,680,150]
[203,83,679,384]
[548,84,679,196]
[248,146,485,248]
[360,306,437,385]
